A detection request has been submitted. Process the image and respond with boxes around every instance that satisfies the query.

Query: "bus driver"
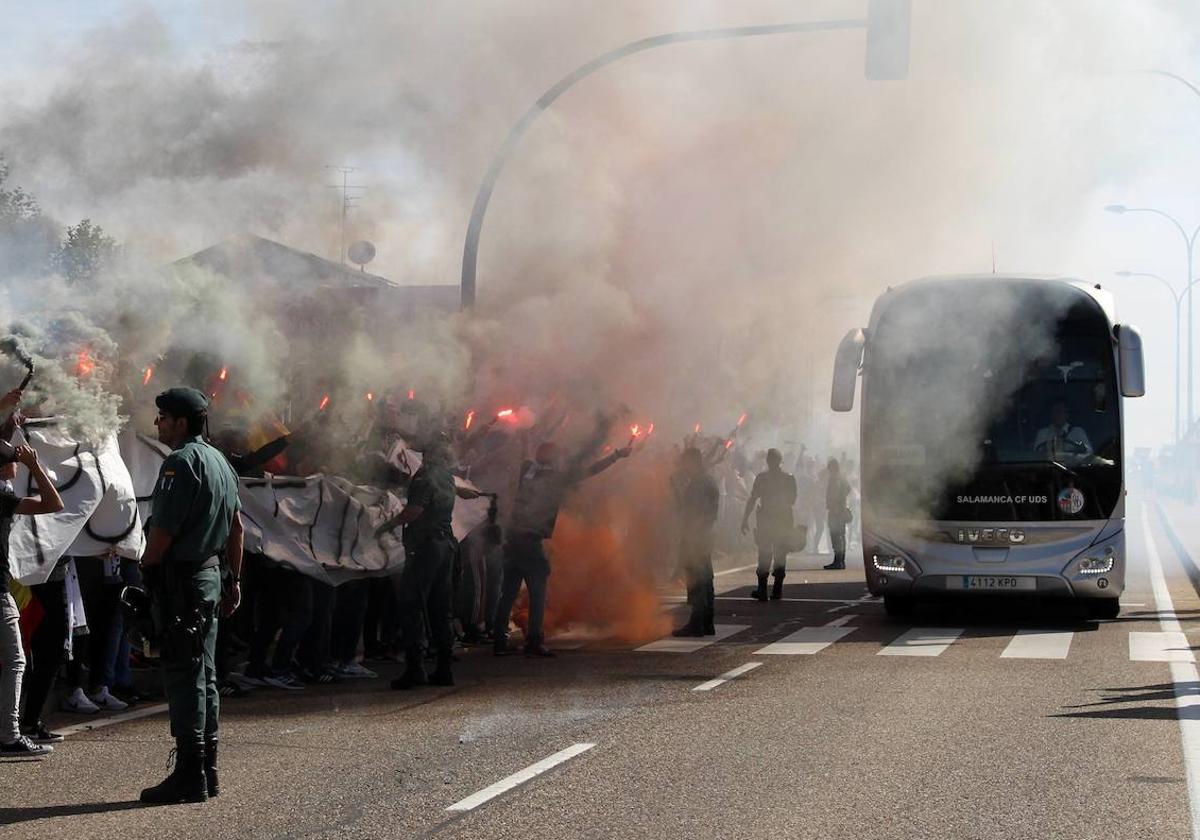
[1032,400,1092,461]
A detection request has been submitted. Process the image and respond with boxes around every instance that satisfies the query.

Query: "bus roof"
[870,275,1117,328]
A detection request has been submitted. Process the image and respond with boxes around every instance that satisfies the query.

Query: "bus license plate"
[950,575,1036,591]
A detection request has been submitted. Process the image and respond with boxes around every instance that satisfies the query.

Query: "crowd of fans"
[5,393,860,754]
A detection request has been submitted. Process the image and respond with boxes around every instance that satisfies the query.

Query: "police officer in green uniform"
[139,387,243,805]
[376,438,460,689]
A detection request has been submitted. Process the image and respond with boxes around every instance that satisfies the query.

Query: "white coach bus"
[831,276,1145,619]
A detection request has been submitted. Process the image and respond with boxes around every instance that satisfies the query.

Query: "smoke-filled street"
[4,500,1199,840]
[5,1,1200,838]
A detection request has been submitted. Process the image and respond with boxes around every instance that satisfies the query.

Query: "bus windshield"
[862,284,1121,522]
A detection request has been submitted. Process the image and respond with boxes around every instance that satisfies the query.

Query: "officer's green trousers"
[162,565,220,744]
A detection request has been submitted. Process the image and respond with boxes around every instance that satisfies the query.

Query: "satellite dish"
[347,240,376,267]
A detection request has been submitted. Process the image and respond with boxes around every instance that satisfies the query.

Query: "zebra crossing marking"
[1000,630,1074,660]
[636,624,749,653]
[878,627,964,657]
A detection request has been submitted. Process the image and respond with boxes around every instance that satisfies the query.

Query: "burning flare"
[76,349,95,377]
[407,389,415,401]
[464,410,476,431]
[142,366,154,386]
[497,408,515,420]
[218,367,228,381]
[366,391,374,402]
[736,412,748,428]
[318,394,330,411]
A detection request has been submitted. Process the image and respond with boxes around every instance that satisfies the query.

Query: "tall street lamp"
[1113,270,1186,443]
[1105,204,1200,433]
[460,0,912,310]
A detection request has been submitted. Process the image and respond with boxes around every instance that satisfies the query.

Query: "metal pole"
[1176,294,1183,443]
[459,18,868,310]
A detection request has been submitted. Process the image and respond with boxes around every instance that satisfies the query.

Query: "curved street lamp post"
[460,1,912,309]
[1112,270,1198,443]
[1106,204,1200,435]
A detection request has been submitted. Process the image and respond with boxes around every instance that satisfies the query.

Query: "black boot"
[751,575,768,601]
[672,620,704,637]
[771,573,785,600]
[140,740,208,805]
[823,560,845,570]
[204,736,219,798]
[429,651,454,686]
[391,649,428,690]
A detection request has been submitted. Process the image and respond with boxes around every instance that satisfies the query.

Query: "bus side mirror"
[1116,323,1145,398]
[832,328,867,412]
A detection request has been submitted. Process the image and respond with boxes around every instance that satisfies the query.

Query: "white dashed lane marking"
[446,743,596,812]
[692,662,763,692]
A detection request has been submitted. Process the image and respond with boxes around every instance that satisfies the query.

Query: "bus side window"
[1093,382,1108,413]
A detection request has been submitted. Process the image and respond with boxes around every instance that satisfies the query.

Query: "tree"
[0,155,57,279]
[0,156,40,223]
[55,218,117,284]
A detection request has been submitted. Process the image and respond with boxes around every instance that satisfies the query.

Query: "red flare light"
[366,391,374,402]
[76,349,95,377]
[318,394,330,411]
[464,410,476,431]
[407,389,415,401]
[736,412,748,427]
[142,366,154,386]
[693,423,701,435]
[724,439,734,450]
[630,424,641,438]
[647,423,655,436]
[218,367,228,381]
[497,408,515,420]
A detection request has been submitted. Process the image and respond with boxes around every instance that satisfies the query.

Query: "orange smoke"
[511,453,675,644]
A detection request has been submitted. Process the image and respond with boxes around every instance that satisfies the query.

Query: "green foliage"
[54,218,117,284]
[0,156,40,223]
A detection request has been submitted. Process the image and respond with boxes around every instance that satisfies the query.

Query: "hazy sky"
[1,1,1197,452]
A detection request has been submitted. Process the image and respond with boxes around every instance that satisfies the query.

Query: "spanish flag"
[8,579,43,647]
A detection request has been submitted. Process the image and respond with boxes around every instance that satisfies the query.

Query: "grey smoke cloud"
[0,0,1193,454]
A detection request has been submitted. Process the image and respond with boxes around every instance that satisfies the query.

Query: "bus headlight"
[872,553,906,573]
[1079,548,1115,575]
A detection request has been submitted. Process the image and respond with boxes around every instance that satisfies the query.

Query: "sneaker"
[262,671,305,691]
[236,671,271,688]
[0,736,52,759]
[228,673,260,692]
[297,666,341,685]
[335,661,378,679]
[21,723,65,744]
[61,687,100,714]
[88,686,129,712]
[218,679,251,698]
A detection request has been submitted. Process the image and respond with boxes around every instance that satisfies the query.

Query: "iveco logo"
[957,528,1025,544]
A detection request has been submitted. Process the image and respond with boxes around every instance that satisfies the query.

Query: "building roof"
[174,234,461,313]
[177,233,394,290]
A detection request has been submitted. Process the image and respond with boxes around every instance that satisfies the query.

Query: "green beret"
[155,386,209,418]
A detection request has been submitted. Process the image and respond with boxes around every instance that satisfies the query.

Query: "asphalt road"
[5,496,1200,839]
